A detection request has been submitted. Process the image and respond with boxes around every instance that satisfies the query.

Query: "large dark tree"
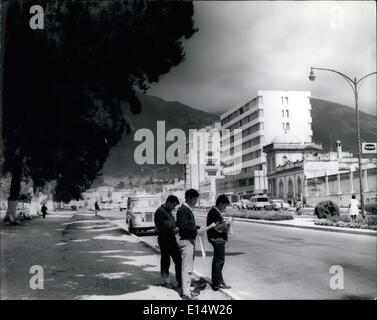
[1,0,197,222]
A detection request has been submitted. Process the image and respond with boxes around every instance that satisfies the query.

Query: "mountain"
[102,94,219,179]
[101,95,376,181]
[310,98,377,155]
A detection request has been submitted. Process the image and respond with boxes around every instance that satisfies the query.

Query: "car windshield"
[130,199,160,208]
[257,198,268,202]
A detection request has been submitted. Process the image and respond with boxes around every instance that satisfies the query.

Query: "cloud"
[148,1,376,115]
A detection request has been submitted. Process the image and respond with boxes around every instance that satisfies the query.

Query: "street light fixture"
[308,67,376,215]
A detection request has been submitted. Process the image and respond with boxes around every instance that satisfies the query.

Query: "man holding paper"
[176,189,202,299]
[207,194,232,291]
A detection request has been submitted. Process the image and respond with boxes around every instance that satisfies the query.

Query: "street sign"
[362,142,377,154]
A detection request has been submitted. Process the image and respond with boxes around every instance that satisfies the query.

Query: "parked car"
[250,195,271,210]
[232,201,242,209]
[127,195,161,234]
[365,196,377,214]
[199,200,213,209]
[270,199,290,211]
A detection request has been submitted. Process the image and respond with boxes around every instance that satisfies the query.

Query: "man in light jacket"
[176,189,201,299]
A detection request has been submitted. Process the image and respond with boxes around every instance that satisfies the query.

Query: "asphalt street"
[101,209,377,300]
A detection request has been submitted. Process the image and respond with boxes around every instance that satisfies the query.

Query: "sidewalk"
[194,212,377,236]
[0,212,229,300]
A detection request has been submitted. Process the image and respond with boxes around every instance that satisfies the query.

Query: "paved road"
[101,209,377,300]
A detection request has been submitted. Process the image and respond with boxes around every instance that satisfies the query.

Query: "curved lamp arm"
[310,67,356,94]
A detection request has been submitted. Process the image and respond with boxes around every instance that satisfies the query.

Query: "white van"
[250,195,271,210]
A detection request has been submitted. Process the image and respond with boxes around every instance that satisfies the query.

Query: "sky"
[148,1,376,115]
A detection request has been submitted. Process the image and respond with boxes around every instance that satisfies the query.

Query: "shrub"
[314,219,334,226]
[314,201,340,219]
[225,210,293,221]
[339,214,352,223]
[365,215,377,226]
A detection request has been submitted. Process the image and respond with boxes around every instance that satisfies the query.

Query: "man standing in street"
[41,203,48,219]
[154,195,181,289]
[94,201,100,216]
[207,194,232,291]
[176,189,201,299]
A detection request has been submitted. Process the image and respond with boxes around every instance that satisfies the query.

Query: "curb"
[99,214,238,300]
[194,213,377,237]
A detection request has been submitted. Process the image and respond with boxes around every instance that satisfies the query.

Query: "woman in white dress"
[349,195,359,220]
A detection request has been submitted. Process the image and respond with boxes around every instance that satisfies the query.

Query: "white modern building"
[185,123,224,201]
[217,90,313,197]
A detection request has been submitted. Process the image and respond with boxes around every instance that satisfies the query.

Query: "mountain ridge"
[101,94,376,180]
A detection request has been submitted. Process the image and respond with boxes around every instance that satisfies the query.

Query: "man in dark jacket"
[41,204,48,219]
[154,195,181,289]
[207,194,232,290]
[176,189,201,299]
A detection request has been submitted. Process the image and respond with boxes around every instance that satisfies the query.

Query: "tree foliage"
[2,0,196,203]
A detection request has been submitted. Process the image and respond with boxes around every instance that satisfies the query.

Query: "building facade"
[264,138,377,207]
[217,90,313,198]
[185,123,224,201]
[263,131,322,202]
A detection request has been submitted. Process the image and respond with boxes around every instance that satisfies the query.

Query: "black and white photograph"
[0,0,376,306]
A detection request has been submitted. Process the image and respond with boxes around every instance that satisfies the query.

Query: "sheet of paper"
[198,235,206,257]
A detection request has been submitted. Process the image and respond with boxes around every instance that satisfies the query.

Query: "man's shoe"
[190,291,199,297]
[162,282,174,289]
[219,283,231,289]
[211,285,220,291]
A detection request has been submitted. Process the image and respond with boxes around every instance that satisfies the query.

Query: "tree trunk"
[4,166,22,223]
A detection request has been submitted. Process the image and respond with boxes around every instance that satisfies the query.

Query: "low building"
[264,136,377,207]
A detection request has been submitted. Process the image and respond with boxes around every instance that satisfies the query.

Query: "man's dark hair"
[166,195,179,205]
[352,194,356,199]
[216,194,230,206]
[185,189,199,201]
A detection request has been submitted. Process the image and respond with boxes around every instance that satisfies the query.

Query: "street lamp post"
[141,166,169,193]
[308,67,376,215]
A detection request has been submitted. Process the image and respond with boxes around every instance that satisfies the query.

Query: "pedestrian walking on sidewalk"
[176,189,201,300]
[95,201,100,216]
[41,204,48,219]
[349,195,359,221]
[154,195,181,289]
[207,194,232,291]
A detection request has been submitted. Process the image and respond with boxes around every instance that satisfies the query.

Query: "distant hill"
[101,95,376,181]
[310,98,377,155]
[102,93,219,179]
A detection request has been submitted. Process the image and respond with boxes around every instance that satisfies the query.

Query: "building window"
[286,123,290,131]
[281,97,284,105]
[207,171,217,176]
[283,123,285,130]
[286,110,289,117]
[285,97,289,104]
[282,110,285,117]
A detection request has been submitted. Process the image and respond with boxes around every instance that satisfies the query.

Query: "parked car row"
[231,195,291,211]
